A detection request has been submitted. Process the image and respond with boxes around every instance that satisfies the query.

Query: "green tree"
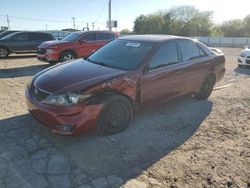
[133,6,215,36]
[120,29,131,35]
[243,14,250,37]
[220,19,245,37]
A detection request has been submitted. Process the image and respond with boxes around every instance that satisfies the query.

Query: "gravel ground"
[0,49,249,188]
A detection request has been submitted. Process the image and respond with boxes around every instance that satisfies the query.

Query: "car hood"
[33,59,127,93]
[38,40,70,48]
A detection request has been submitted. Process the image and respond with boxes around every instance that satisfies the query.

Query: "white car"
[238,47,250,67]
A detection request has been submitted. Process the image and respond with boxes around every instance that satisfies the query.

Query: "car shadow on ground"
[0,54,37,59]
[0,97,213,184]
[0,64,50,78]
[234,66,250,75]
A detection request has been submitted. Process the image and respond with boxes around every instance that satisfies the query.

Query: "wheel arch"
[86,88,137,112]
[60,49,78,59]
[0,45,10,54]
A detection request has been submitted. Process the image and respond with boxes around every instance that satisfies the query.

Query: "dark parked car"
[0,30,20,39]
[0,31,55,58]
[37,30,118,64]
[25,35,225,135]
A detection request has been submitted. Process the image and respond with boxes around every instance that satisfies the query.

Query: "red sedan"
[26,35,225,135]
[37,30,118,64]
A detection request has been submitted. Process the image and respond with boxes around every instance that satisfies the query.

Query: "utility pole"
[108,0,111,31]
[92,22,95,30]
[72,17,76,30]
[7,15,10,30]
[86,23,89,31]
[45,24,47,31]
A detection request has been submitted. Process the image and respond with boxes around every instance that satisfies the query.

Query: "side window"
[13,33,28,41]
[95,33,108,41]
[106,33,115,40]
[29,33,41,41]
[40,34,54,40]
[148,40,179,70]
[179,40,207,62]
[81,33,94,41]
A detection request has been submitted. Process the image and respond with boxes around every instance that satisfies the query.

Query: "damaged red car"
[25,35,225,135]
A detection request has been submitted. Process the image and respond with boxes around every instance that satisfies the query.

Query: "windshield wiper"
[86,58,120,69]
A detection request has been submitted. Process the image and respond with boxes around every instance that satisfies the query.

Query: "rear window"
[95,33,115,41]
[178,39,207,61]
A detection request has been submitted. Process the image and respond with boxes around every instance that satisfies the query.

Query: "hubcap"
[63,54,73,61]
[106,102,127,128]
[0,48,7,57]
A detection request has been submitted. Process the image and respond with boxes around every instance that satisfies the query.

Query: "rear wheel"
[0,47,9,58]
[59,51,76,62]
[97,95,133,135]
[195,75,216,100]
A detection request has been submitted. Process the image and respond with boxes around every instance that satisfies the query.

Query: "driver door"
[9,33,29,52]
[76,33,97,57]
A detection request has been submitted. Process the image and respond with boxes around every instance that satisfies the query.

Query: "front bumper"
[25,88,103,135]
[238,57,250,66]
[37,53,59,63]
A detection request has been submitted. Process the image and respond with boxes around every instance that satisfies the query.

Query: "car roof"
[119,35,192,43]
[12,31,52,35]
[73,30,116,35]
[242,48,250,55]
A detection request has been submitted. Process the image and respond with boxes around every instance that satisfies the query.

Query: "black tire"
[59,51,76,62]
[48,61,56,65]
[238,65,244,68]
[97,95,133,135]
[0,47,9,58]
[195,75,216,100]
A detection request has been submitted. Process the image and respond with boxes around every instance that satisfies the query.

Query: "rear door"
[140,40,183,107]
[9,33,29,52]
[94,32,114,48]
[177,39,211,94]
[28,33,48,51]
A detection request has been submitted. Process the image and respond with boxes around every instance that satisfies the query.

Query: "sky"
[0,0,250,31]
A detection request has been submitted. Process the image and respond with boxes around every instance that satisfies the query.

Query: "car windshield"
[87,39,154,70]
[1,32,20,39]
[61,32,80,42]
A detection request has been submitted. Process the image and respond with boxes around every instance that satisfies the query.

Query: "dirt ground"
[0,48,249,188]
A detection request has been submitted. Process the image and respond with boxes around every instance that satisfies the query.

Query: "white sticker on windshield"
[126,42,141,47]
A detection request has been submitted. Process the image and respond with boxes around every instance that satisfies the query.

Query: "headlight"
[240,52,246,57]
[46,49,55,54]
[42,92,91,106]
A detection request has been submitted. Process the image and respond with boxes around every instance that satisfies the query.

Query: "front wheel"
[0,47,9,58]
[195,75,216,100]
[59,51,76,62]
[97,95,133,135]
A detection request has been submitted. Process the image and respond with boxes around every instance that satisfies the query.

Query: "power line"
[3,15,72,23]
[44,0,96,18]
[95,0,108,23]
